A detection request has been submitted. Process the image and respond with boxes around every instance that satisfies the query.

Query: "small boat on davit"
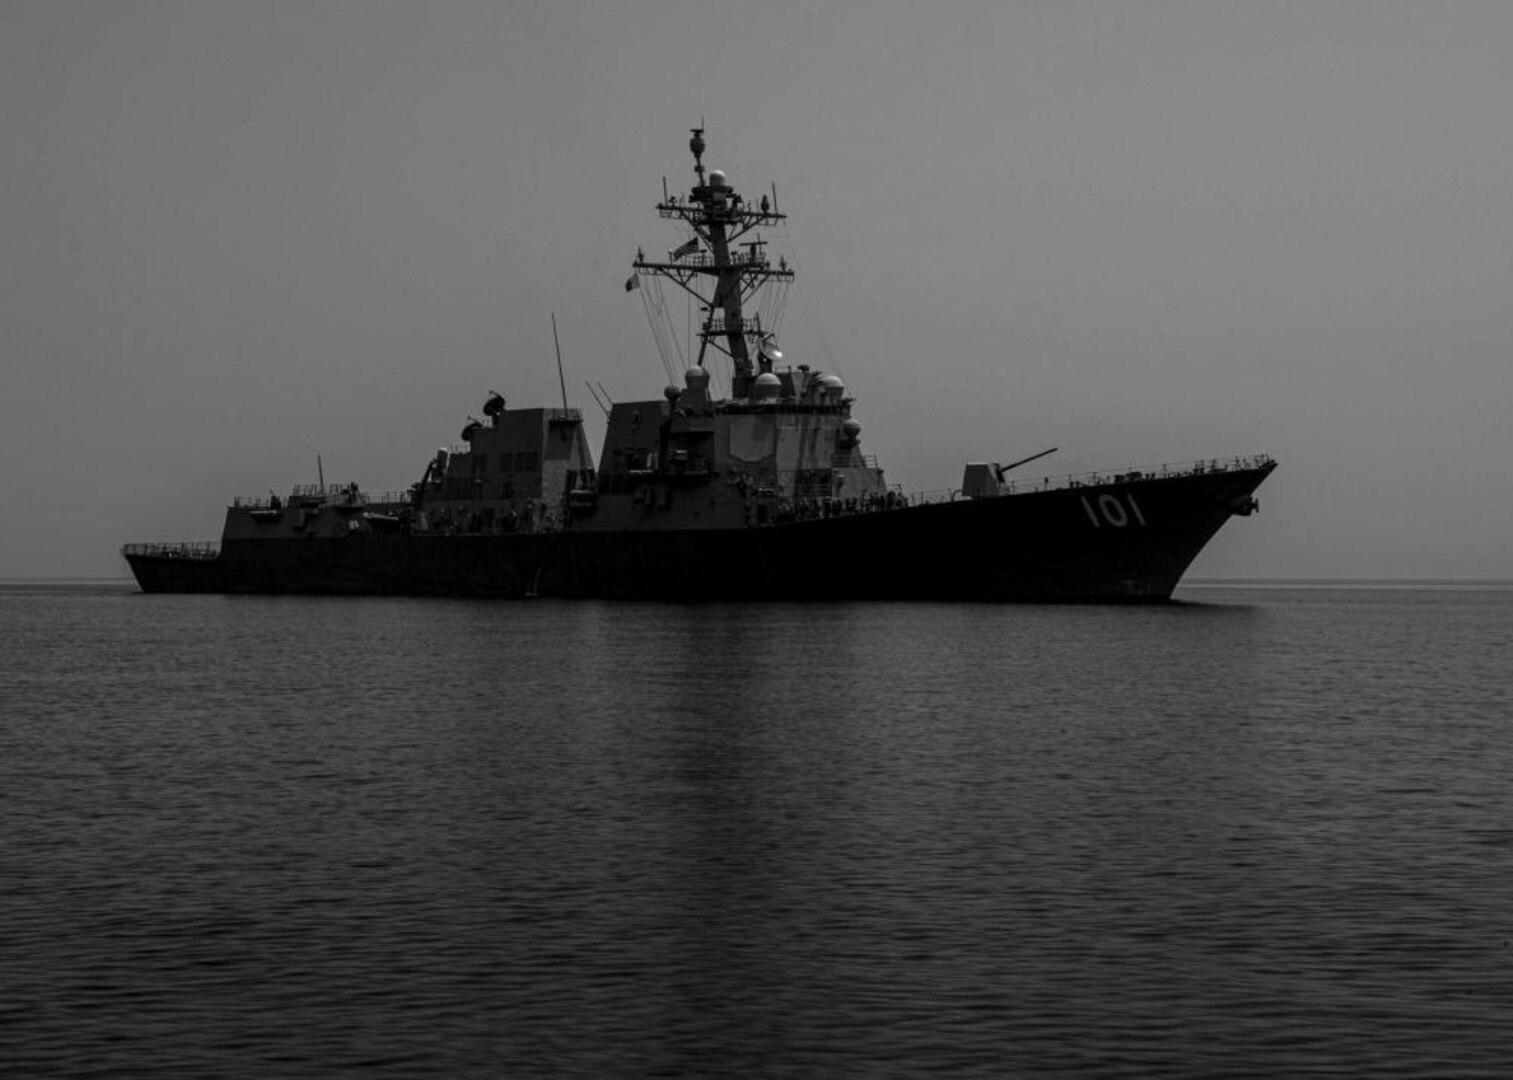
[123,128,1275,601]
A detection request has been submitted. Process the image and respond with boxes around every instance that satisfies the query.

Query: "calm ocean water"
[3,581,1511,1077]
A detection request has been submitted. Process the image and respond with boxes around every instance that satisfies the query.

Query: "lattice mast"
[632,128,794,399]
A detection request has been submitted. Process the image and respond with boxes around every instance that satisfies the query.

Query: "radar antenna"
[631,129,794,399]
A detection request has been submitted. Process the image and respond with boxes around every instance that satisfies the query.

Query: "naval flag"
[624,275,639,292]
[669,238,700,261]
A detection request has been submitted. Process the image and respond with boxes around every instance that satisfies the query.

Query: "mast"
[551,312,568,410]
[631,128,794,399]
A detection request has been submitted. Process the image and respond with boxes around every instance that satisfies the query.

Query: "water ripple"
[2,585,1512,1075]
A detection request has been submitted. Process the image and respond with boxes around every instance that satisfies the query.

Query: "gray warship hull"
[124,463,1273,602]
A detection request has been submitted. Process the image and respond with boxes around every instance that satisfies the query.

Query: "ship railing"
[289,483,363,499]
[697,315,771,338]
[1011,453,1275,495]
[718,402,850,417]
[289,483,374,500]
[903,453,1276,505]
[121,541,221,560]
[907,489,960,506]
[642,245,772,270]
[232,486,412,509]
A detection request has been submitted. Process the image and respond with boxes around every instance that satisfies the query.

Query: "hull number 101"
[1081,492,1147,529]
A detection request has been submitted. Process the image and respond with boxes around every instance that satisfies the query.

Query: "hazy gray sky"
[4,1,1511,579]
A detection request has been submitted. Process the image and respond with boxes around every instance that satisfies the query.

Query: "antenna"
[551,312,568,411]
[583,379,610,417]
[317,454,325,491]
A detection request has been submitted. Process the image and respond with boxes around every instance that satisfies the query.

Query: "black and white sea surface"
[3,582,1511,1077]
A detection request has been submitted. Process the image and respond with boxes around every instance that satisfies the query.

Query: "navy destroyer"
[123,129,1275,601]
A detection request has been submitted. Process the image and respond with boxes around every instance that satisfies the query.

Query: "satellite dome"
[664,385,681,402]
[685,366,710,388]
[842,418,862,438]
[752,371,781,400]
[709,168,727,187]
[818,374,846,398]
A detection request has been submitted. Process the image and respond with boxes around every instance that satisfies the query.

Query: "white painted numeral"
[1081,497,1102,527]
[1081,493,1148,528]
